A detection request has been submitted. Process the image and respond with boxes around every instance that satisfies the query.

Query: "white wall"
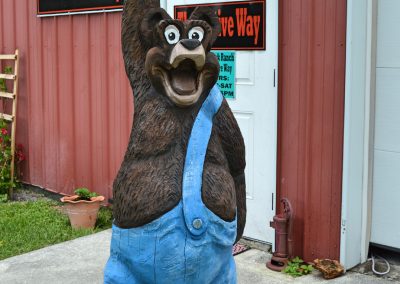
[160,0,167,9]
[370,0,400,249]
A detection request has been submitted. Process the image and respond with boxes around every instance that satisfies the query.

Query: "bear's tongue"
[170,59,197,96]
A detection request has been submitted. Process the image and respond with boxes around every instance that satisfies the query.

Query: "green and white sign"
[212,51,236,99]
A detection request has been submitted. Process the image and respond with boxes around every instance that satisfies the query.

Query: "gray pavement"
[0,229,393,284]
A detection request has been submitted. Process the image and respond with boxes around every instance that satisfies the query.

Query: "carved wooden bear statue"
[104,1,246,283]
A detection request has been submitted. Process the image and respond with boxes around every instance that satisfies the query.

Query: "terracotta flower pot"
[60,196,105,229]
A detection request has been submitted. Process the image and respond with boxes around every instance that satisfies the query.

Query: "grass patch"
[0,196,112,260]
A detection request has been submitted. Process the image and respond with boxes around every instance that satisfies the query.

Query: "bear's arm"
[122,0,160,94]
[214,100,246,243]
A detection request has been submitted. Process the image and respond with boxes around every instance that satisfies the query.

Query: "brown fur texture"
[113,0,246,243]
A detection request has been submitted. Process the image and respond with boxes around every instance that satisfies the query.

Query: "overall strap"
[182,85,223,237]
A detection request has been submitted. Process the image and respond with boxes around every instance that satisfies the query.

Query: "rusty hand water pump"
[267,198,293,272]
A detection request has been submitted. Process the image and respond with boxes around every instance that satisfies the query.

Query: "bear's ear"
[189,7,221,45]
[141,8,172,47]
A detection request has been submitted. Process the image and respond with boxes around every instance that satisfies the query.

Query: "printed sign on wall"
[212,51,236,99]
[37,0,124,15]
[175,0,266,50]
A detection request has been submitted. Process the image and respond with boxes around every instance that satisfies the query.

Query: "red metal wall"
[0,0,132,198]
[277,0,347,261]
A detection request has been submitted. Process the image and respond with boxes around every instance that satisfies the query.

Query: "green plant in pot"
[60,188,105,229]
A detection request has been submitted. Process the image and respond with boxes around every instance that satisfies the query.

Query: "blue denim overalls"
[104,85,237,284]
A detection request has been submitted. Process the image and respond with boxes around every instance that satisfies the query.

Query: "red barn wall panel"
[0,0,132,199]
[277,0,346,261]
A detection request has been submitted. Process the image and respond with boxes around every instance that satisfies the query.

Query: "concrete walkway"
[0,230,393,284]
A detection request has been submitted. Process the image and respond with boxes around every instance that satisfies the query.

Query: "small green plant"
[0,66,25,198]
[0,119,13,195]
[0,118,25,196]
[283,256,314,277]
[0,66,12,92]
[0,67,14,195]
[0,194,7,203]
[74,188,98,201]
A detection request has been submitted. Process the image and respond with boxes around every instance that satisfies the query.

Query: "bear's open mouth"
[153,62,205,107]
[169,59,199,96]
[151,43,207,107]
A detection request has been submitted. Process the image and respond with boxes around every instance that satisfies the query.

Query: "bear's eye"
[188,26,205,42]
[164,25,180,45]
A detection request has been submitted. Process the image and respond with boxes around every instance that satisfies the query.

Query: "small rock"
[314,258,345,279]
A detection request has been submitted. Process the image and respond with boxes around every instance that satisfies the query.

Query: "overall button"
[192,218,203,229]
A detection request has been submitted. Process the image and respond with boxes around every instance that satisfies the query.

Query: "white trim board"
[341,0,377,270]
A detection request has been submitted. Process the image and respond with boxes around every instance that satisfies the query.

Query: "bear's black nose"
[180,39,201,50]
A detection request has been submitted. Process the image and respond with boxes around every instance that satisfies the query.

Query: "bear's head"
[142,7,221,107]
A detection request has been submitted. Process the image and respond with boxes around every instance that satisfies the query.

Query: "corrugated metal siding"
[0,0,132,198]
[277,0,346,261]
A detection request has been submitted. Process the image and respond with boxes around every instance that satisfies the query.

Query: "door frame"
[340,0,377,270]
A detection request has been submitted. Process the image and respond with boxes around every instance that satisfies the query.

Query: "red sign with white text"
[175,0,266,50]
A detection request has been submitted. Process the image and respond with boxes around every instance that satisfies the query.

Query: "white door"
[371,0,400,249]
[164,0,278,243]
